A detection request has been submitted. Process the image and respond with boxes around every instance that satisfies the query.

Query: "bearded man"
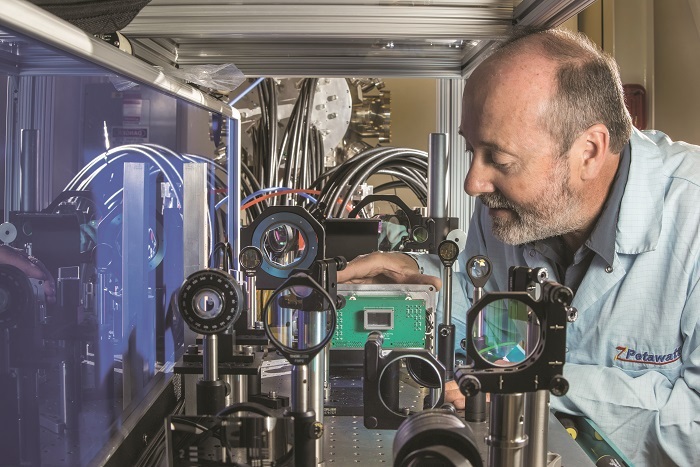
[338,27,700,467]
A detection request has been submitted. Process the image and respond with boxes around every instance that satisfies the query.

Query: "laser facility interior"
[0,1,643,466]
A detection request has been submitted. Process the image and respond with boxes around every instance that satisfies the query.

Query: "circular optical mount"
[378,353,444,414]
[466,255,491,288]
[252,211,319,278]
[393,409,483,467]
[178,268,243,335]
[437,240,459,267]
[0,222,18,244]
[239,246,263,272]
[262,272,336,365]
[455,287,570,395]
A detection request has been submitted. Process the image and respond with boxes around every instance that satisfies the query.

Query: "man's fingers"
[444,380,466,410]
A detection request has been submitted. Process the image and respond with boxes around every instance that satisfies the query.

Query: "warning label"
[112,127,148,138]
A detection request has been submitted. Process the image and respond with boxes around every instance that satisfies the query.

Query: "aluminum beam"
[121,0,592,77]
[0,0,234,116]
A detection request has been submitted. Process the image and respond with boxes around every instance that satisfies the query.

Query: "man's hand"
[337,251,442,290]
[0,245,56,303]
[445,380,466,410]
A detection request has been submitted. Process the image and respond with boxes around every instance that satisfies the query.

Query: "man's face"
[460,53,586,245]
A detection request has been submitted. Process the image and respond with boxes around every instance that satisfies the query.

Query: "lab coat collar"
[615,128,665,255]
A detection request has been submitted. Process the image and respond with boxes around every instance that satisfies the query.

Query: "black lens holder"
[393,409,483,467]
[240,206,325,290]
[262,272,337,366]
[178,268,244,335]
[363,332,446,430]
[437,239,459,267]
[466,255,492,289]
[239,245,263,272]
[455,286,571,397]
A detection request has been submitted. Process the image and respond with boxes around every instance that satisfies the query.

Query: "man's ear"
[575,123,611,181]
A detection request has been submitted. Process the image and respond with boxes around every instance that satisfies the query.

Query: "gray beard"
[479,163,586,245]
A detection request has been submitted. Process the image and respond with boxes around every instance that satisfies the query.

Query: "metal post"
[474,285,486,336]
[291,363,316,466]
[465,284,487,423]
[246,275,257,329]
[524,390,550,467]
[437,79,471,227]
[203,334,218,382]
[524,312,549,467]
[292,364,309,413]
[427,133,448,220]
[309,311,325,464]
[443,265,453,325]
[487,394,528,467]
[438,264,455,383]
[226,116,241,269]
[19,129,39,212]
[198,334,226,414]
[4,76,19,220]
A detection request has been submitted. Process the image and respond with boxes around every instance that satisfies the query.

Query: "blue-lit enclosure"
[0,8,238,466]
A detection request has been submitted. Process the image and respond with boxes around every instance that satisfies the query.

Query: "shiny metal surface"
[245,276,257,329]
[488,393,528,467]
[428,132,448,220]
[183,163,209,278]
[19,128,39,211]
[263,358,593,466]
[438,78,472,230]
[203,335,218,381]
[309,312,326,464]
[225,374,248,404]
[443,266,453,325]
[292,364,309,413]
[226,116,242,268]
[119,0,593,78]
[525,390,551,467]
[122,162,150,409]
[183,163,209,348]
[0,0,234,116]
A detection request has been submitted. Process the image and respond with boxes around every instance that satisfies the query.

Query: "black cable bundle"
[313,146,429,218]
[280,78,319,194]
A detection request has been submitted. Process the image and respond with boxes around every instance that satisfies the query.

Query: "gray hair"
[492,27,633,155]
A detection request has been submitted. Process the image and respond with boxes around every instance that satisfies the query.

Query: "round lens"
[267,287,332,352]
[239,246,262,270]
[473,298,540,367]
[267,225,291,253]
[438,241,459,262]
[193,289,224,319]
[378,356,442,417]
[262,223,307,269]
[469,258,490,279]
[412,226,429,244]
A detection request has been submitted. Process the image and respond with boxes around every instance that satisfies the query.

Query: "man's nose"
[464,157,495,197]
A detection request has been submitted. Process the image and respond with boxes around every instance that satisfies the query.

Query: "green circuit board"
[332,295,427,349]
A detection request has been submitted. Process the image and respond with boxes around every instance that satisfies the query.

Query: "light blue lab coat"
[417,128,700,466]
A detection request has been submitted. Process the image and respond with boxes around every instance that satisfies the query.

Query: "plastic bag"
[163,64,246,92]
